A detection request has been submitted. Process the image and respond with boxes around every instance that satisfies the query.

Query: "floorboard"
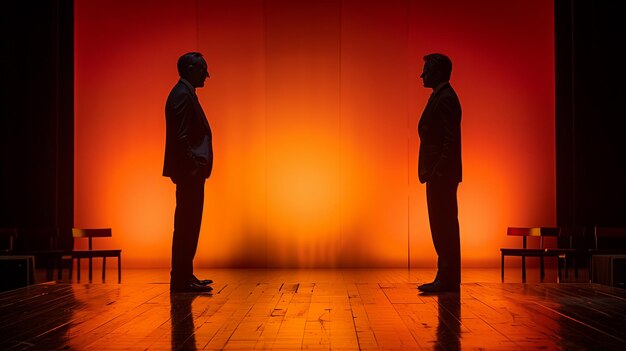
[0,268,624,350]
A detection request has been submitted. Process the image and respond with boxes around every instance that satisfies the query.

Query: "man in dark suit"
[416,53,462,293]
[164,52,214,293]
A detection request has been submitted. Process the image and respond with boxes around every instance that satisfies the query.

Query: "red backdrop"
[75,0,555,268]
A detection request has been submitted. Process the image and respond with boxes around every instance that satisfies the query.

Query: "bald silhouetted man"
[163,52,213,293]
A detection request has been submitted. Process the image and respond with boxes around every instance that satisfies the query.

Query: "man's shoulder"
[167,82,192,103]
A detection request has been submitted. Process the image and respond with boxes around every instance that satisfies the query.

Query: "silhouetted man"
[164,52,213,293]
[417,53,462,293]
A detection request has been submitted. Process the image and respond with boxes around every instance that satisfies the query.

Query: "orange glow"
[75,0,554,268]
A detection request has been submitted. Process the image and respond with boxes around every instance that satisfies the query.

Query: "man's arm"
[431,95,461,178]
[170,93,205,171]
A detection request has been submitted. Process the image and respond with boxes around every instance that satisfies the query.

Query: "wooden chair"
[71,228,122,283]
[588,226,626,282]
[501,227,576,282]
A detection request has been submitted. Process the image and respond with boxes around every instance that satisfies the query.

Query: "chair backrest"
[593,227,626,250]
[72,228,112,250]
[507,227,560,249]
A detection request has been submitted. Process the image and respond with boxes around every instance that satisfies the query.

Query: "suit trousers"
[171,175,205,285]
[426,179,461,285]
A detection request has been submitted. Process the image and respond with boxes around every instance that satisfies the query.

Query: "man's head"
[420,53,452,89]
[177,52,209,88]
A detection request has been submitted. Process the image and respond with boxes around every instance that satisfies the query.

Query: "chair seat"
[72,249,121,258]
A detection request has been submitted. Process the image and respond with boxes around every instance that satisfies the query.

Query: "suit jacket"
[163,80,213,179]
[418,82,462,184]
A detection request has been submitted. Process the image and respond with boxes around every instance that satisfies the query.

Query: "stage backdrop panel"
[75,0,554,268]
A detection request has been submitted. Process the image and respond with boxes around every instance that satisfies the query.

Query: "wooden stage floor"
[0,268,625,350]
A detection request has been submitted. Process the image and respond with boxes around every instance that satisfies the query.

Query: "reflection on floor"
[0,268,624,350]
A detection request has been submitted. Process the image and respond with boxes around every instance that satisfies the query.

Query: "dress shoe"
[417,280,459,293]
[170,282,213,293]
[192,275,213,285]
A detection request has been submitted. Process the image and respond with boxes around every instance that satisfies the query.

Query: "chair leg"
[102,257,106,282]
[118,255,121,284]
[539,256,545,282]
[522,256,526,283]
[88,257,93,283]
[77,258,81,282]
[501,254,505,282]
[557,257,562,283]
